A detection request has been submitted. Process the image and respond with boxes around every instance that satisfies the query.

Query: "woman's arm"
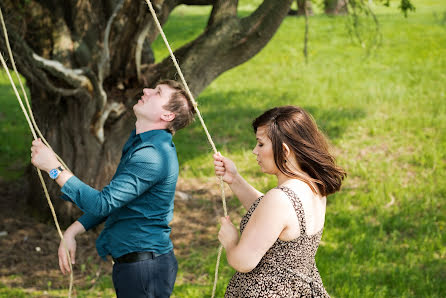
[213,153,263,209]
[218,189,293,272]
[228,173,263,210]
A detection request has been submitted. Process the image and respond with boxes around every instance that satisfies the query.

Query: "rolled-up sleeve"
[61,146,165,217]
[77,213,106,231]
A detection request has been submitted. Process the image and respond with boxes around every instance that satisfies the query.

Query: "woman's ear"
[282,143,291,158]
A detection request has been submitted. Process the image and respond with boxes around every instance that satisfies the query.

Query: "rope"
[0,10,69,170]
[2,1,229,295]
[0,8,73,297]
[143,1,227,296]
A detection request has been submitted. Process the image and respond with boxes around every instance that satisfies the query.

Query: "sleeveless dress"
[225,186,330,297]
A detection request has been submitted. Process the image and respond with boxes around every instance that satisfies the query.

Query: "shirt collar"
[136,129,172,142]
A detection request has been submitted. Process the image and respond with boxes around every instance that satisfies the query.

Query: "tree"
[324,0,348,15]
[0,0,293,222]
[289,0,313,16]
[323,0,415,16]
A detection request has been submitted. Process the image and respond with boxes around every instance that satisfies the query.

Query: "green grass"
[0,72,31,180]
[0,277,116,298]
[1,0,445,297]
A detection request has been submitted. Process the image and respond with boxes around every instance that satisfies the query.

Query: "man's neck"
[135,120,167,134]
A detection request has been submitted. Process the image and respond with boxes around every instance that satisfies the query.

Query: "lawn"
[0,0,445,297]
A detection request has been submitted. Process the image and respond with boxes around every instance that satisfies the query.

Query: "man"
[31,80,195,298]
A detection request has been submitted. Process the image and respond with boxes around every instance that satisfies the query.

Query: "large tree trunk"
[0,0,292,223]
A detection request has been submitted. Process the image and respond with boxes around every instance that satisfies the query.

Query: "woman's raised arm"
[213,153,263,210]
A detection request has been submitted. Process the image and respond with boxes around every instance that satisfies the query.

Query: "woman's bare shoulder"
[257,188,293,211]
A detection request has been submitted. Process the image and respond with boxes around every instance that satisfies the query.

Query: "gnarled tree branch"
[240,0,293,48]
[145,0,292,95]
[135,23,152,82]
[32,53,92,91]
[92,101,126,143]
[98,0,125,85]
[179,0,215,4]
[91,0,126,143]
[208,0,238,27]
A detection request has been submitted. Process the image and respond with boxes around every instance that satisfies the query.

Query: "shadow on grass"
[0,81,32,179]
[305,106,366,140]
[174,89,366,165]
[0,82,14,94]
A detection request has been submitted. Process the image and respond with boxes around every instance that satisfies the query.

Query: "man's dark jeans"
[112,250,178,298]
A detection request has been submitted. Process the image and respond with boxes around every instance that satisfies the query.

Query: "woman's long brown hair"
[253,106,346,196]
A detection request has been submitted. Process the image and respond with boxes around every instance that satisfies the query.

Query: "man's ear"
[161,112,175,122]
[282,143,291,158]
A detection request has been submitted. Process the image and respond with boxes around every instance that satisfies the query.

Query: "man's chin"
[132,104,139,115]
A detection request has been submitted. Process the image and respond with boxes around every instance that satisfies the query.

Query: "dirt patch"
[171,177,242,258]
[0,179,108,291]
[0,177,239,292]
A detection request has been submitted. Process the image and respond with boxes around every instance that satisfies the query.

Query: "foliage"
[398,0,416,16]
[345,0,382,52]
[372,0,415,16]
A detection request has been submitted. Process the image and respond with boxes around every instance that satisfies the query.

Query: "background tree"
[0,0,293,221]
[324,0,349,15]
[324,0,416,16]
[289,0,314,16]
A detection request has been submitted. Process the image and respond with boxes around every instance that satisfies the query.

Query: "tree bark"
[0,0,292,223]
[324,0,348,15]
[289,0,313,16]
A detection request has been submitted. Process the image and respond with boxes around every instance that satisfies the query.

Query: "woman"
[213,106,346,297]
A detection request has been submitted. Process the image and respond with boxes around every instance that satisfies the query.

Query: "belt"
[113,251,161,264]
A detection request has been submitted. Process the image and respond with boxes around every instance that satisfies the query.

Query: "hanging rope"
[2,1,229,296]
[143,1,228,296]
[0,8,73,297]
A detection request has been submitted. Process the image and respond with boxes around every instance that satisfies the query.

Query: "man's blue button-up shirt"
[61,129,179,259]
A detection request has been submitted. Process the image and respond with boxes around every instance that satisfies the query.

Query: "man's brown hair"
[158,79,196,134]
[252,106,346,196]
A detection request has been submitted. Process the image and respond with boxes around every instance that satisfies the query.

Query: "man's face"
[133,84,175,122]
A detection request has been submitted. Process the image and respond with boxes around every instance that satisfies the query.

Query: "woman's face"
[252,126,278,175]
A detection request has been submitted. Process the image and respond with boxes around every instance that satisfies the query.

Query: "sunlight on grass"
[167,2,446,297]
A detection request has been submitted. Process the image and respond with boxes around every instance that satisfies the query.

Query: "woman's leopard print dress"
[225,186,330,297]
